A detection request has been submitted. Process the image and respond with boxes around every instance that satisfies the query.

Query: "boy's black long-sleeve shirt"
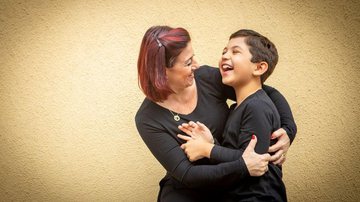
[218,89,287,201]
[135,66,296,201]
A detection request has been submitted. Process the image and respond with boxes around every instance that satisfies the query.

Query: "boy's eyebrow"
[231,45,243,50]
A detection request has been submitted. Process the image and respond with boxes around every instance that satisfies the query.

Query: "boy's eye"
[222,50,227,55]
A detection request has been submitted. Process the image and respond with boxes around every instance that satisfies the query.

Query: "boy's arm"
[263,85,297,144]
[210,145,244,163]
[239,99,274,154]
[136,115,249,188]
[177,122,245,163]
[210,99,274,163]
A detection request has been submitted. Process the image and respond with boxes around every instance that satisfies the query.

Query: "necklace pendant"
[174,115,180,121]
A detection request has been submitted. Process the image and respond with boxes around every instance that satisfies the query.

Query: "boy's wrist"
[202,143,215,158]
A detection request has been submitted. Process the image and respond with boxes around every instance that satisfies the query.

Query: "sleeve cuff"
[238,157,250,177]
[213,138,220,145]
[210,144,221,160]
[283,126,295,144]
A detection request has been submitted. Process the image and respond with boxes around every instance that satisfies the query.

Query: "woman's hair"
[230,29,278,83]
[137,26,191,102]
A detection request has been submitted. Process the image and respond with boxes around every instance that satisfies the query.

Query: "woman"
[135,26,296,201]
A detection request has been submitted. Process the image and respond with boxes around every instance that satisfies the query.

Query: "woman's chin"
[185,78,195,88]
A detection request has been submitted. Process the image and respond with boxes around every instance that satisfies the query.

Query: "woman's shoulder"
[195,65,222,89]
[135,98,158,124]
[194,65,234,100]
[135,98,169,127]
[195,65,221,78]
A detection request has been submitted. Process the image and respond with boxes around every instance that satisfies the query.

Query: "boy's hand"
[268,128,290,165]
[178,121,214,144]
[177,134,214,162]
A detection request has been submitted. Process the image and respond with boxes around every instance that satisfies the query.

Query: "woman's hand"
[178,121,214,144]
[243,135,271,176]
[268,128,290,165]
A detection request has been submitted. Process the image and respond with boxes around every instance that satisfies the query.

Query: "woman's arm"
[203,65,297,143]
[178,127,270,177]
[262,85,297,143]
[177,121,268,167]
[218,86,297,165]
[177,121,243,163]
[210,100,276,162]
[198,65,296,164]
[135,114,249,189]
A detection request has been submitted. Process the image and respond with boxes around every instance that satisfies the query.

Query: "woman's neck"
[157,82,197,114]
[169,80,197,101]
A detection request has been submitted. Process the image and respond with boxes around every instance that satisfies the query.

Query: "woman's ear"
[165,67,169,77]
[253,62,268,77]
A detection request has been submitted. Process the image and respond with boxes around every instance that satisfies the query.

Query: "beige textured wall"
[1,0,359,201]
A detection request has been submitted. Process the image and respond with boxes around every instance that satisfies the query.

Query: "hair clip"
[155,37,163,47]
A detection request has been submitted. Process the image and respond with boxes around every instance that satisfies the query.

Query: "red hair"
[137,26,191,102]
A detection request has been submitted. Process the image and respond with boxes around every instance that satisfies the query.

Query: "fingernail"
[252,134,255,139]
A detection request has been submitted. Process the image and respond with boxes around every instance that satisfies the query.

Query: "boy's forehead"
[228,37,247,47]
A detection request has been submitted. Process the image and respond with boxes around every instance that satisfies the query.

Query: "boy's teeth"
[222,64,233,71]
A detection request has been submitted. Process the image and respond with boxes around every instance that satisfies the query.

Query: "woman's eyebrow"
[185,54,194,64]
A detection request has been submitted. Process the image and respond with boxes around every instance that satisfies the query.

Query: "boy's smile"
[219,37,257,88]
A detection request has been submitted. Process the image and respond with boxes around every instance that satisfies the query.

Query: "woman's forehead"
[178,42,194,61]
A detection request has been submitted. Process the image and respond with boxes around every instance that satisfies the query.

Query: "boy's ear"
[253,62,268,77]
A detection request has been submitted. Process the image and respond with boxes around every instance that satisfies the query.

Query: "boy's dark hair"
[230,29,278,83]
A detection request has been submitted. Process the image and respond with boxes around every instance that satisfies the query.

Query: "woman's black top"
[135,65,297,201]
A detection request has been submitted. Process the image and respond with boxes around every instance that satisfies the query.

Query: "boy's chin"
[222,78,233,86]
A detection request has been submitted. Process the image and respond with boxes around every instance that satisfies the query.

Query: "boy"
[178,29,287,201]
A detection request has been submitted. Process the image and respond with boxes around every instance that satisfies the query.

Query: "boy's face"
[219,37,257,88]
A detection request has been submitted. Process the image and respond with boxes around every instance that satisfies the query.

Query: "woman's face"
[166,42,199,91]
[219,37,256,87]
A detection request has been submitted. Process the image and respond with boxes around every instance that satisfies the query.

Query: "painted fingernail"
[252,134,255,139]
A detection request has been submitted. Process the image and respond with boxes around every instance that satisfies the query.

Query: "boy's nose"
[222,52,230,60]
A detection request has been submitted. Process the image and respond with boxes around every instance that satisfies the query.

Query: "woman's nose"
[191,59,200,70]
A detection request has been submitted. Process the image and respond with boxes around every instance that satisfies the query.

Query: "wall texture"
[1,0,359,201]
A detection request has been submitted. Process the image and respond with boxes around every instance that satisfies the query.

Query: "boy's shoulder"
[238,89,278,115]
